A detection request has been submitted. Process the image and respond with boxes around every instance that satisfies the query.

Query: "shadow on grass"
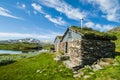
[115,52,120,56]
[0,54,11,56]
[0,60,16,66]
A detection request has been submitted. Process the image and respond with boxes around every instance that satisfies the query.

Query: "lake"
[0,49,48,54]
[0,50,22,54]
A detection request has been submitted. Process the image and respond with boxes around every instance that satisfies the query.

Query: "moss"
[70,26,117,40]
[109,32,120,52]
[57,36,63,39]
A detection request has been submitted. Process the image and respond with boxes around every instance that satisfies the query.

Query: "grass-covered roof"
[57,36,62,39]
[70,26,117,40]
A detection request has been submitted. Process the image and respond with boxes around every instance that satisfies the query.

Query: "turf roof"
[70,26,117,40]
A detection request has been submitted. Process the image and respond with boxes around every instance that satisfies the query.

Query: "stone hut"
[54,36,62,52]
[55,26,117,66]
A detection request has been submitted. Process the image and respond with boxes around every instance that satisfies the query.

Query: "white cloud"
[85,22,114,32]
[0,32,62,40]
[0,7,22,19]
[31,3,45,14]
[31,3,67,25]
[21,4,26,9]
[85,22,95,28]
[45,14,67,25]
[88,0,120,22]
[0,32,47,38]
[17,2,26,10]
[39,0,87,20]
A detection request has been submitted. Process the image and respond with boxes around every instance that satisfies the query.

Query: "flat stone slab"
[54,57,60,61]
[63,60,77,69]
[92,64,103,71]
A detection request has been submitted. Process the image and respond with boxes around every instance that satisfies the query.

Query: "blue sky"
[0,0,120,41]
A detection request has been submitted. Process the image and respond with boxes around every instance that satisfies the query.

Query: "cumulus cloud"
[45,14,67,25]
[0,7,22,19]
[85,22,114,32]
[88,0,120,22]
[39,0,87,20]
[31,3,45,14]
[85,22,95,28]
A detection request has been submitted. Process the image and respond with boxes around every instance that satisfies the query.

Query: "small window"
[68,32,72,38]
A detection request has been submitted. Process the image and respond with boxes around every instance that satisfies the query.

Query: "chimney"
[80,17,83,30]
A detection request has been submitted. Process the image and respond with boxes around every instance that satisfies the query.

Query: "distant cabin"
[54,26,117,66]
[54,36,62,52]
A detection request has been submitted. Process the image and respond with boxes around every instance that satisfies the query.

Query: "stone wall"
[59,42,66,54]
[69,39,115,66]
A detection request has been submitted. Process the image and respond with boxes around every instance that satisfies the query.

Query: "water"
[0,50,22,54]
[0,49,48,54]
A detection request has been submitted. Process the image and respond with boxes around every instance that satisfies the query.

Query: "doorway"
[65,42,68,53]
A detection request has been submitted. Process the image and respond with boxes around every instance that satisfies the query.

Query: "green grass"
[42,44,54,50]
[0,53,44,66]
[85,56,120,80]
[0,42,54,51]
[109,32,120,52]
[0,53,74,80]
[0,56,16,66]
[0,53,120,80]
[0,42,41,51]
[114,32,120,52]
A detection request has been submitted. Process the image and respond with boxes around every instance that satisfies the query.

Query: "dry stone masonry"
[59,39,115,66]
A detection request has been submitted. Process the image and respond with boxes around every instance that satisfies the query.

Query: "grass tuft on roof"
[57,36,62,39]
[70,26,117,40]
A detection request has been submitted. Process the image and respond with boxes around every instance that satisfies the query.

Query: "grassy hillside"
[108,27,120,52]
[0,42,55,52]
[109,26,120,32]
[113,32,120,52]
[0,42,42,51]
[0,53,74,80]
[1,53,120,80]
[0,53,120,80]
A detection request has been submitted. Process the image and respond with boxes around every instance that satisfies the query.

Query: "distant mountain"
[109,26,120,32]
[7,38,41,43]
[19,38,40,43]
[0,38,53,44]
